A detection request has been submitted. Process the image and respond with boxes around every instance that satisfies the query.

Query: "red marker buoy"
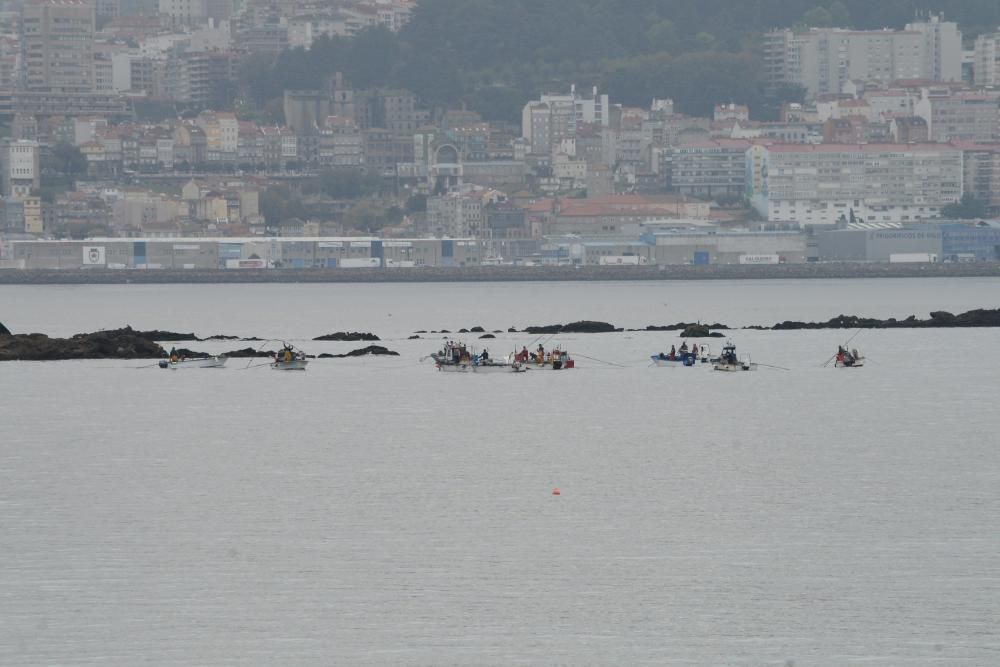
[552,488,561,496]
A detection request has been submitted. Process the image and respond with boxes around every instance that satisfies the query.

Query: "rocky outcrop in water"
[313,331,380,341]
[0,327,166,361]
[0,321,10,336]
[219,347,274,358]
[317,345,399,358]
[636,322,729,332]
[767,309,1000,330]
[134,329,199,341]
[523,320,620,334]
[479,333,496,339]
[678,324,725,338]
[135,330,258,342]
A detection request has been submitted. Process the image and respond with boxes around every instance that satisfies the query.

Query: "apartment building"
[521,86,611,155]
[195,111,238,162]
[1,139,40,199]
[914,88,1000,142]
[21,0,96,94]
[974,31,1000,86]
[673,139,751,199]
[162,50,236,109]
[958,143,1000,215]
[427,190,484,237]
[764,17,961,99]
[755,143,962,226]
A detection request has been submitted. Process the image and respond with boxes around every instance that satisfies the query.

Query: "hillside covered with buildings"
[3,0,1000,269]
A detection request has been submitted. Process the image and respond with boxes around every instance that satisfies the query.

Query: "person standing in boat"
[692,343,699,359]
[669,344,676,360]
[516,346,529,362]
[169,347,179,363]
[536,344,545,363]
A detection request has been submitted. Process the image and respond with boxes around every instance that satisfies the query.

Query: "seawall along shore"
[1,262,999,285]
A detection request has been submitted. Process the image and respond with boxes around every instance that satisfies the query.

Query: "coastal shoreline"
[2,262,999,285]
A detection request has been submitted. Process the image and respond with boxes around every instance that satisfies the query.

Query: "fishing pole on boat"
[243,338,283,369]
[756,362,791,371]
[571,353,630,368]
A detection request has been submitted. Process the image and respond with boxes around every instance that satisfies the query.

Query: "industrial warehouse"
[3,220,1000,271]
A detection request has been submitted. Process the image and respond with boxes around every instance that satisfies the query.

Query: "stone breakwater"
[2,262,999,284]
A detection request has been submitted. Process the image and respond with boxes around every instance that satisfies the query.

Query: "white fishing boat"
[158,356,227,369]
[272,358,309,371]
[712,342,757,372]
[431,341,525,373]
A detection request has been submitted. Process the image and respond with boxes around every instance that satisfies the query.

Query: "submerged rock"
[0,327,166,361]
[313,331,380,341]
[408,335,421,340]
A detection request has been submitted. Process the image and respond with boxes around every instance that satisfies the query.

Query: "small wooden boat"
[158,356,227,369]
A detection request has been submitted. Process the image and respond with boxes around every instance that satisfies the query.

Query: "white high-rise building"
[764,16,962,99]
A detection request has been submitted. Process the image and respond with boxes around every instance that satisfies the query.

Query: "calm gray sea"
[1,279,999,666]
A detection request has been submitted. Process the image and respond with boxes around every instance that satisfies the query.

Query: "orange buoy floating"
[552,488,561,496]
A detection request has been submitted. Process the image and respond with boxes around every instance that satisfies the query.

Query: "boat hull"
[437,361,525,373]
[650,355,697,367]
[272,359,309,370]
[713,362,756,372]
[159,356,227,369]
[526,359,575,370]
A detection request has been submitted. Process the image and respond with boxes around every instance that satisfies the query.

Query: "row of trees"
[241,0,1000,124]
